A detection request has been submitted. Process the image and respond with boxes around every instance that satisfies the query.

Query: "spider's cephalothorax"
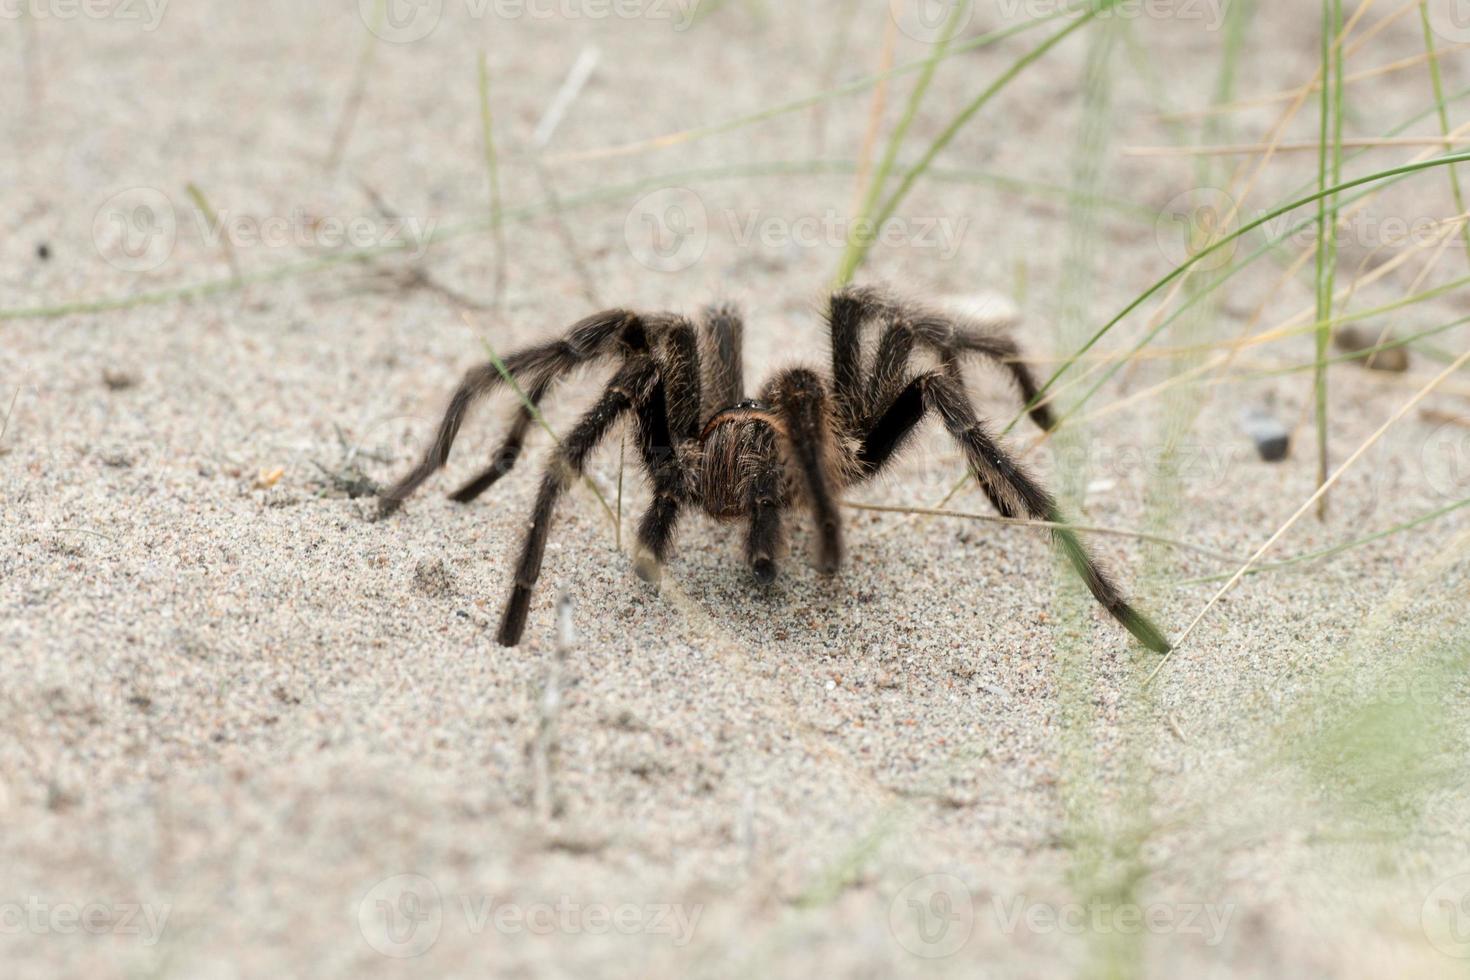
[378,286,1172,653]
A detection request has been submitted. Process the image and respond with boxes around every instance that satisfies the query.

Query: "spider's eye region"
[733,399,768,411]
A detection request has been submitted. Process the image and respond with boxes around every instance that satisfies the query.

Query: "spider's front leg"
[497,358,655,647]
[377,308,645,515]
[446,371,554,504]
[631,317,702,586]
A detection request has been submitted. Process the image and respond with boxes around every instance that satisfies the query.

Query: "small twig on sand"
[1420,407,1470,429]
[326,2,382,170]
[185,182,242,283]
[531,594,574,824]
[354,182,487,308]
[0,387,20,450]
[478,52,510,309]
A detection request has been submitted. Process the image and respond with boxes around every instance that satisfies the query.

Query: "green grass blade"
[840,5,1103,281]
[1419,0,1470,269]
[1014,149,1470,433]
[1312,0,1345,518]
[834,0,970,287]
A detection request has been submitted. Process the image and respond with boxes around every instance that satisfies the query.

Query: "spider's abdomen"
[696,414,781,521]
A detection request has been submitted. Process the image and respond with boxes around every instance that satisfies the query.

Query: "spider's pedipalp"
[764,367,844,575]
[743,423,783,585]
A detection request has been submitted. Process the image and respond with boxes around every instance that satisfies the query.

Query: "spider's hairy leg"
[498,359,654,647]
[744,423,783,585]
[764,367,844,576]
[699,302,745,410]
[652,315,704,441]
[826,285,888,422]
[911,313,1056,431]
[378,308,641,515]
[630,317,702,585]
[447,371,554,504]
[864,315,918,429]
[862,373,1171,654]
[630,385,686,587]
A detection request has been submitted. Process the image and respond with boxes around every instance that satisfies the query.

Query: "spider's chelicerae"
[379,285,1171,653]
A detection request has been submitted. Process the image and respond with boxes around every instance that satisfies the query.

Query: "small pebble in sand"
[1334,325,1410,372]
[102,368,139,391]
[255,467,286,489]
[413,557,457,598]
[1240,407,1290,462]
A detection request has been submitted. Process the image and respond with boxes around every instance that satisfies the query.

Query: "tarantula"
[378,286,1171,653]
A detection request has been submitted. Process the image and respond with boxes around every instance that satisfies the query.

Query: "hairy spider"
[378,286,1171,653]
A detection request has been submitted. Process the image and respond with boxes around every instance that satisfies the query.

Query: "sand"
[3,1,1470,977]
